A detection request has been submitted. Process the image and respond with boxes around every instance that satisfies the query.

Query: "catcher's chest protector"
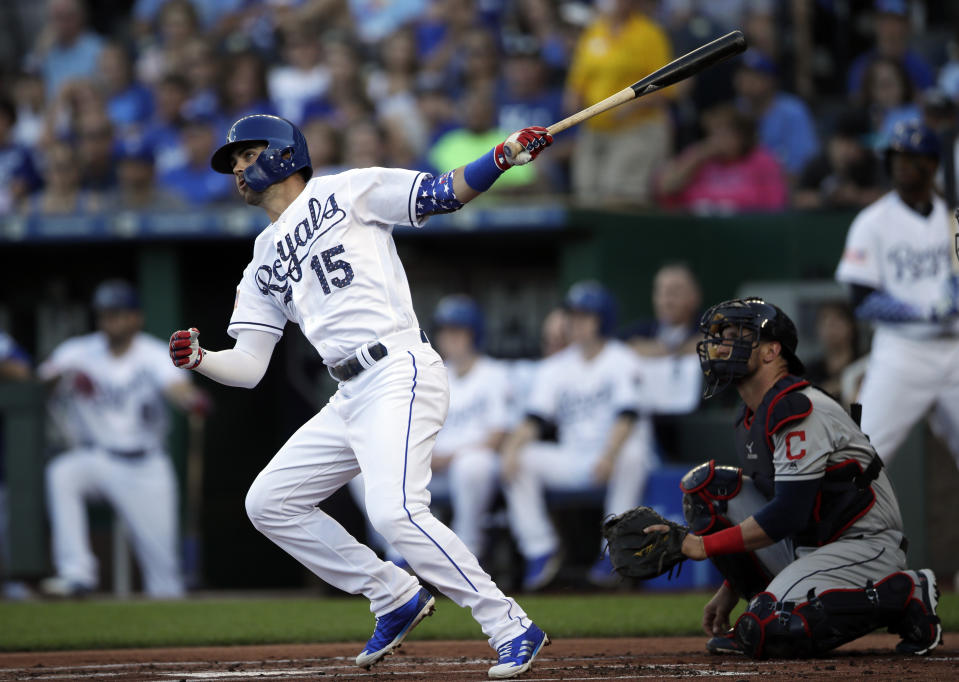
[735,375,811,498]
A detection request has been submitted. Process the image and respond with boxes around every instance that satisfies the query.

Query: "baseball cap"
[92,280,140,311]
[875,0,908,17]
[739,49,777,77]
[114,136,154,164]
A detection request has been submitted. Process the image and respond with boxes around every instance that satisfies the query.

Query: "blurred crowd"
[0,0,957,216]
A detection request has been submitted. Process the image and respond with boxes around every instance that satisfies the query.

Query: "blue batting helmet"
[210,114,312,192]
[433,294,485,348]
[564,280,617,337]
[883,120,940,161]
[92,280,140,311]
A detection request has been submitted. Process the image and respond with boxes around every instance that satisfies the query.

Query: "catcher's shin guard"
[681,461,771,599]
[732,572,918,659]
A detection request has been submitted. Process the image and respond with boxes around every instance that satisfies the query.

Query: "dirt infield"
[0,634,953,681]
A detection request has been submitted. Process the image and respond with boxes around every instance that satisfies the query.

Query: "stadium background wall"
[3,208,954,589]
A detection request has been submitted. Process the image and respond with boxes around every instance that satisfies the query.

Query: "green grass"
[0,592,955,652]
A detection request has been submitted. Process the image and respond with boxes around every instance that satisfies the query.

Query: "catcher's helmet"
[883,120,940,163]
[696,297,805,398]
[92,279,140,311]
[433,294,484,348]
[564,280,617,337]
[210,114,312,192]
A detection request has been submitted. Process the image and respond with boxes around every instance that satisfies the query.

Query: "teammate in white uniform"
[501,281,656,591]
[0,331,31,600]
[350,295,508,563]
[39,281,204,598]
[835,121,959,467]
[168,114,553,678]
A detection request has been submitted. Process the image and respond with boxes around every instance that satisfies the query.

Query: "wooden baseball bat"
[504,30,748,160]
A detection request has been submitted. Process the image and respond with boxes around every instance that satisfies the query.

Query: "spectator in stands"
[367,28,428,158]
[920,90,959,199]
[348,0,428,45]
[734,50,819,179]
[501,281,655,590]
[77,111,118,194]
[504,0,569,73]
[626,263,704,458]
[939,29,959,101]
[804,301,862,404]
[143,74,190,176]
[343,119,388,169]
[0,98,41,215]
[857,56,921,142]
[0,330,32,601]
[28,141,102,215]
[99,42,154,134]
[301,117,345,176]
[498,38,566,188]
[219,50,277,124]
[28,0,104,99]
[268,22,329,125]
[302,37,373,128]
[112,137,183,211]
[847,0,934,96]
[179,39,222,121]
[11,72,46,149]
[156,116,232,205]
[565,0,673,205]
[429,86,538,189]
[794,109,885,210]
[134,0,202,86]
[415,73,459,149]
[655,104,788,213]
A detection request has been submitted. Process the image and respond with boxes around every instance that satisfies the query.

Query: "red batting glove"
[169,328,204,369]
[494,126,553,170]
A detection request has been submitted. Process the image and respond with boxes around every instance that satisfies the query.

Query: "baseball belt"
[329,329,429,382]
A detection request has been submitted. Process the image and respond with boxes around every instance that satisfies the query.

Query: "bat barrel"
[630,30,747,96]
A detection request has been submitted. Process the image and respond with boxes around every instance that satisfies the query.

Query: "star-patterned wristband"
[463,148,505,192]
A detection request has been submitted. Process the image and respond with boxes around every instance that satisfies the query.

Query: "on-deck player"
[500,281,656,590]
[660,298,941,658]
[40,280,206,598]
[836,120,959,467]
[169,114,552,679]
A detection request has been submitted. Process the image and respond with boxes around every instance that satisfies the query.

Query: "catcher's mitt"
[601,506,689,580]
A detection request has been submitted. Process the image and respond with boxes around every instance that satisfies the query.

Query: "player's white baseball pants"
[504,435,654,559]
[244,340,528,647]
[857,332,959,467]
[45,447,184,597]
[350,445,500,561]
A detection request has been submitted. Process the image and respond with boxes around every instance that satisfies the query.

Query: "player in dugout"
[643,298,942,658]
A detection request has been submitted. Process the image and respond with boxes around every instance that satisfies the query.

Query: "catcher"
[603,298,942,658]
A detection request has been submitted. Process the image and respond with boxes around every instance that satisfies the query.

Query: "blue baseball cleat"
[488,622,549,679]
[355,588,435,668]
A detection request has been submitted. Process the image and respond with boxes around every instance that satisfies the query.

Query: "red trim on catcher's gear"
[679,459,715,495]
[764,380,810,451]
[703,524,745,556]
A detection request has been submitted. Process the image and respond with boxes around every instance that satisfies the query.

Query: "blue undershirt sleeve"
[753,478,821,542]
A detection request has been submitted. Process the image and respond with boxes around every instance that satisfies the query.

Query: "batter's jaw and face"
[230,144,268,205]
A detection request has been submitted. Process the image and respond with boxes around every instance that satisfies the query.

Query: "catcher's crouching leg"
[681,461,773,599]
[733,572,917,659]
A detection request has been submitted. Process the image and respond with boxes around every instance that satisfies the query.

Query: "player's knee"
[244,477,274,529]
[733,592,820,659]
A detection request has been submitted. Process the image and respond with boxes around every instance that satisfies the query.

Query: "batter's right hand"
[170,328,204,369]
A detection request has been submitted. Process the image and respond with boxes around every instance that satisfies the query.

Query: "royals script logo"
[256,194,346,296]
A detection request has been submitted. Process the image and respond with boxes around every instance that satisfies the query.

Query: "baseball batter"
[836,120,959,467]
[501,281,655,590]
[39,280,204,598]
[662,298,941,658]
[169,115,551,678]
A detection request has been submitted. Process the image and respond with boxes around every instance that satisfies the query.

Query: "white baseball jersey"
[525,340,643,456]
[38,332,186,452]
[434,356,510,456]
[836,191,959,337]
[639,353,702,415]
[229,168,428,365]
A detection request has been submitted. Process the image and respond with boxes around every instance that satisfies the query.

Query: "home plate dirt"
[0,634,953,681]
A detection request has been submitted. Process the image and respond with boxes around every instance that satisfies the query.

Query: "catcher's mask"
[696,298,805,398]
